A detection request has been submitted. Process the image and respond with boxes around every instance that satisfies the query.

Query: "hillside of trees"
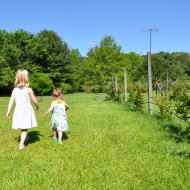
[0,29,190,95]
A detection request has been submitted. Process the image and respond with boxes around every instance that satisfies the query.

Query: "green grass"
[0,93,190,189]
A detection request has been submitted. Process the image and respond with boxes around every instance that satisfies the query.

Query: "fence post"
[166,71,168,98]
[115,75,118,92]
[124,68,127,103]
[147,51,153,115]
[156,76,158,98]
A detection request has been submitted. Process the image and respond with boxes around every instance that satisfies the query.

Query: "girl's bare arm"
[6,89,15,118]
[65,103,69,110]
[28,88,40,113]
[45,102,54,117]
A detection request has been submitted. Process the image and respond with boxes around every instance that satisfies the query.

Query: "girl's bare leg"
[58,131,63,141]
[20,129,27,146]
[53,130,57,138]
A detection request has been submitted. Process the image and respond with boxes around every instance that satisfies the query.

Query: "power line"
[144,28,159,53]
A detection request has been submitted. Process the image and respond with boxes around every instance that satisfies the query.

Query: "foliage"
[84,35,132,92]
[137,51,190,84]
[156,97,172,120]
[37,30,71,86]
[0,28,190,96]
[105,81,121,101]
[104,81,115,98]
[126,52,143,81]
[29,73,54,94]
[59,82,72,94]
[0,67,15,94]
[128,86,145,111]
[67,49,85,92]
[170,85,190,121]
[133,77,148,93]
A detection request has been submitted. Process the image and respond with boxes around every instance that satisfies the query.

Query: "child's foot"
[58,140,62,144]
[25,135,30,143]
[19,145,25,150]
[52,137,57,140]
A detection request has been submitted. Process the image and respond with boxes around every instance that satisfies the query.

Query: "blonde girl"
[45,88,69,144]
[6,69,40,150]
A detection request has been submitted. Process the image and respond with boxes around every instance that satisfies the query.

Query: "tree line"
[0,29,189,95]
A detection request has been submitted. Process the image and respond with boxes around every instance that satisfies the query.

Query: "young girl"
[6,69,40,150]
[45,88,69,144]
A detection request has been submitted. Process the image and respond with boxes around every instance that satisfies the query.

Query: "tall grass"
[0,93,190,189]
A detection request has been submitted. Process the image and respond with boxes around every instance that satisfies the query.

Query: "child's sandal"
[19,145,25,150]
[52,137,57,140]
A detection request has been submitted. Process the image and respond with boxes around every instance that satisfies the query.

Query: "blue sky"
[1,0,190,56]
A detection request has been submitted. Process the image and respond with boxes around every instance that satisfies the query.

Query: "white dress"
[12,87,37,129]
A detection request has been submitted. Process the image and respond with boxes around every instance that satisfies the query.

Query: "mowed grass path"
[0,93,189,189]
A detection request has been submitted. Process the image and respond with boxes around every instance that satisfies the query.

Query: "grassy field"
[0,93,190,189]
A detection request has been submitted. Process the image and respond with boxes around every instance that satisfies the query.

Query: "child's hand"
[45,113,48,117]
[6,112,10,118]
[37,108,40,114]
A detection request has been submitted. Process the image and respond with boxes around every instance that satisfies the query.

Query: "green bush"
[170,85,190,121]
[133,79,148,93]
[128,86,145,111]
[60,83,72,94]
[0,67,15,94]
[156,97,172,120]
[29,73,54,94]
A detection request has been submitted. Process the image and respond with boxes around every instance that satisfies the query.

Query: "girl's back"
[14,87,30,105]
[13,87,37,130]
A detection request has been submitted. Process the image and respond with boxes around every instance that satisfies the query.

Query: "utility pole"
[145,28,159,53]
[147,51,153,115]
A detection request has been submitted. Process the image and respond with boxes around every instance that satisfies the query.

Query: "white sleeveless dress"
[12,87,37,129]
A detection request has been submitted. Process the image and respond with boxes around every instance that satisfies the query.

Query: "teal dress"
[51,100,68,132]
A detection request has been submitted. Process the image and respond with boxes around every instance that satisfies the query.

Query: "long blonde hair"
[14,69,29,87]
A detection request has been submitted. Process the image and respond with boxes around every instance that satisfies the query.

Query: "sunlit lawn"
[0,93,190,189]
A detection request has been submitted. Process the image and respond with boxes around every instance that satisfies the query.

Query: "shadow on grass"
[171,151,190,159]
[163,123,190,143]
[163,123,190,159]
[16,130,43,145]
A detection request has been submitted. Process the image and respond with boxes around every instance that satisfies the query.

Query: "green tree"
[126,52,143,81]
[85,35,132,92]
[68,48,84,92]
[0,67,15,94]
[37,30,71,86]
[29,73,54,94]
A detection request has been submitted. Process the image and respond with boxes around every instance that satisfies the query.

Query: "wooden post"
[115,75,118,99]
[147,51,153,115]
[165,71,168,98]
[124,68,127,103]
[156,76,158,98]
[115,75,118,92]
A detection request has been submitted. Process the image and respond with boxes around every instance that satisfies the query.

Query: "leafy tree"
[68,48,84,92]
[0,67,15,94]
[84,35,132,92]
[37,30,70,86]
[170,52,190,79]
[126,52,143,81]
[29,73,54,94]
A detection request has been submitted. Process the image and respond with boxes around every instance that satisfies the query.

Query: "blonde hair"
[52,88,63,100]
[14,69,29,87]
